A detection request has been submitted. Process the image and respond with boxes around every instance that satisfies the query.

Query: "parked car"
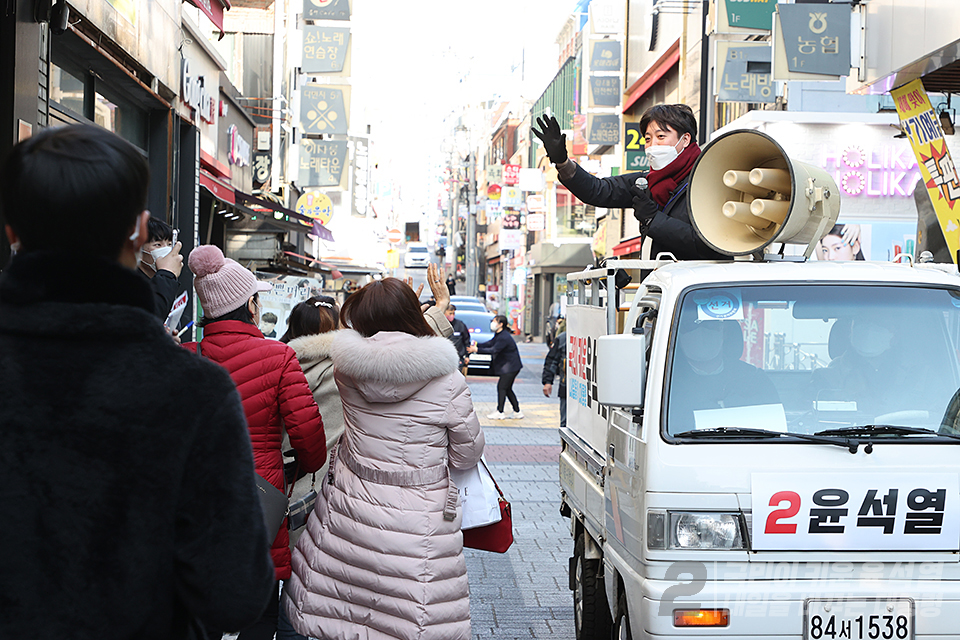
[450,295,488,313]
[455,309,495,375]
[403,243,431,268]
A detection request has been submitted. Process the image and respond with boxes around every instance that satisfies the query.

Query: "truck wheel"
[612,591,632,640]
[573,533,611,640]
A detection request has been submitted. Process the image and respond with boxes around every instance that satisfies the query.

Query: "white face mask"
[490,321,499,332]
[141,245,173,272]
[850,321,893,358]
[646,138,686,171]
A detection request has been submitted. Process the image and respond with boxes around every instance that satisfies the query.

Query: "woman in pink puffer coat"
[285,277,485,640]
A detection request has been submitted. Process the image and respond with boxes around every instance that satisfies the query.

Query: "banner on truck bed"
[752,473,960,551]
[566,304,609,455]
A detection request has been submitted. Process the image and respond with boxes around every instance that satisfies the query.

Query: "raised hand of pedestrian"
[156,241,184,277]
[532,115,568,165]
[427,263,449,311]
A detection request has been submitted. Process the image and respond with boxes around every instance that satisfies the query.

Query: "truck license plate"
[804,599,913,640]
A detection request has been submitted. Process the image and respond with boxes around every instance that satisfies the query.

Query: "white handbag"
[450,456,503,530]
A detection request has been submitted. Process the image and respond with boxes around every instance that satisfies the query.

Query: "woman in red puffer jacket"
[183,245,326,640]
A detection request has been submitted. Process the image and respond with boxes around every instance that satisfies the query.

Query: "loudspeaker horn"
[688,129,840,257]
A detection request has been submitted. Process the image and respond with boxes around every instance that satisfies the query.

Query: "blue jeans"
[276,581,308,640]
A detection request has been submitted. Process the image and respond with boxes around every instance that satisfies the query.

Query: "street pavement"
[464,341,575,640]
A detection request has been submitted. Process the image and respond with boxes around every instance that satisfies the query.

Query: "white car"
[403,243,430,268]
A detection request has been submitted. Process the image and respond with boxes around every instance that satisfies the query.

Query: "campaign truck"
[559,129,960,640]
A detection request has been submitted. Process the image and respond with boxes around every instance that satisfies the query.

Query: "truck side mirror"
[596,333,646,407]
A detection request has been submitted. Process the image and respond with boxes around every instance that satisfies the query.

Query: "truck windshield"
[665,284,960,440]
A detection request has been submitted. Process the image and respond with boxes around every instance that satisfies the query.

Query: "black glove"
[631,183,657,222]
[532,115,568,165]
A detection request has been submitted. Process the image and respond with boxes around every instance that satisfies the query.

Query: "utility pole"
[465,152,478,296]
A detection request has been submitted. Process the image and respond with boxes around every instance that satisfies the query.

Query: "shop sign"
[487,164,504,184]
[299,139,348,187]
[526,195,545,212]
[722,0,777,32]
[716,42,775,104]
[302,27,350,74]
[587,114,620,145]
[501,186,523,207]
[821,144,919,199]
[500,229,523,252]
[590,40,621,72]
[892,79,960,262]
[487,184,502,200]
[253,153,272,185]
[518,168,544,192]
[502,212,521,230]
[624,122,647,172]
[527,213,546,231]
[300,85,348,135]
[228,125,251,167]
[503,164,520,186]
[181,59,217,124]
[589,76,621,108]
[778,3,850,77]
[303,0,350,21]
[296,190,334,225]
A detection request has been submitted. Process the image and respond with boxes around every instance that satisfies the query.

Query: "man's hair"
[261,312,278,324]
[494,314,512,334]
[279,295,340,343]
[341,278,434,338]
[147,217,173,244]
[446,304,457,313]
[0,125,149,258]
[639,104,698,144]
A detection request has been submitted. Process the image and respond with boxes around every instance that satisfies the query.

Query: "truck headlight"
[647,511,745,550]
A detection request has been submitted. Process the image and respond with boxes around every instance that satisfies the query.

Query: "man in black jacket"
[138,216,184,320]
[542,327,568,429]
[445,304,471,375]
[0,125,275,639]
[532,105,725,261]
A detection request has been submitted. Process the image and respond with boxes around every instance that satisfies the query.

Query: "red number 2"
[764,491,801,534]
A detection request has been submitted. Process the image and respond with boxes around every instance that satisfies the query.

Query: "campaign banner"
[752,473,960,551]
[892,79,960,263]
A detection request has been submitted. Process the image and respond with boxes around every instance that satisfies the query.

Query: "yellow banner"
[891,79,960,262]
[385,249,399,269]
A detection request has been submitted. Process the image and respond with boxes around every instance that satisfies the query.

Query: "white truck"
[560,257,960,640]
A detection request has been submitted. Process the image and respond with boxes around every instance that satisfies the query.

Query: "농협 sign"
[716,41,775,103]
[302,26,350,74]
[300,85,348,135]
[751,472,960,551]
[777,3,850,77]
[299,139,348,187]
[892,78,960,263]
[587,114,620,145]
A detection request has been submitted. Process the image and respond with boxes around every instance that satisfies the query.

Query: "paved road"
[464,341,575,640]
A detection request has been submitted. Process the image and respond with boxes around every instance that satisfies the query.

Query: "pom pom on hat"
[190,244,260,319]
[188,245,226,277]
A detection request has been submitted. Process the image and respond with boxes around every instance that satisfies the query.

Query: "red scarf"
[647,142,701,207]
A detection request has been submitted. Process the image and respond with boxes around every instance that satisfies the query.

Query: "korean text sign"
[299,139,348,187]
[892,79,960,263]
[778,3,850,76]
[302,27,350,74]
[752,473,960,551]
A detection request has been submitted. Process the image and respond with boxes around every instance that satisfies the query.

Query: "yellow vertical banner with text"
[891,79,960,262]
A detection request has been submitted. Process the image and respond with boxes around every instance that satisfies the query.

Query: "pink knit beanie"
[189,245,271,318]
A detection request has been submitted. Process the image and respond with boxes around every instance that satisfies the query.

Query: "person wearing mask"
[446,272,457,296]
[0,124,275,638]
[445,303,471,376]
[285,278,484,640]
[183,245,327,640]
[137,216,184,320]
[532,104,725,261]
[468,314,524,419]
[542,319,567,428]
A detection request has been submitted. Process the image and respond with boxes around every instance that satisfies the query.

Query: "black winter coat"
[0,252,275,639]
[475,329,523,376]
[559,163,725,261]
[542,331,567,390]
[449,317,470,360]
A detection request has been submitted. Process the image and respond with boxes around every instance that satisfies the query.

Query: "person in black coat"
[0,125,275,639]
[532,104,725,261]
[138,216,185,320]
[469,314,524,419]
[444,304,471,375]
[542,327,567,429]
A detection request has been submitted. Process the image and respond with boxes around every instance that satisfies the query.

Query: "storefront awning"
[200,169,235,205]
[612,235,643,257]
[234,191,334,242]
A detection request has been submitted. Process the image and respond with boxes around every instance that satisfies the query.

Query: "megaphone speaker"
[688,129,840,257]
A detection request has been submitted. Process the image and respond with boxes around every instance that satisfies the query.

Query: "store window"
[49,53,148,151]
[556,188,596,237]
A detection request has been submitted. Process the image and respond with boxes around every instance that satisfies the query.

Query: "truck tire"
[612,591,632,640]
[573,533,611,640]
